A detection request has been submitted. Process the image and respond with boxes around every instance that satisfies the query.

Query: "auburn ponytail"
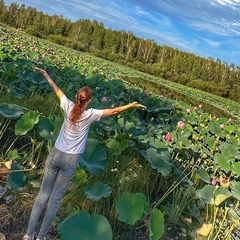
[69,86,92,125]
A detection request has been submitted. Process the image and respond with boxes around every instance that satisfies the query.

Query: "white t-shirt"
[54,95,103,154]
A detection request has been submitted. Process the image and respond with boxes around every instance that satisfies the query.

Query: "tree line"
[1,0,240,102]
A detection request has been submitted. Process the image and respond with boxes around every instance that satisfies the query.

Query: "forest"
[0,0,240,102]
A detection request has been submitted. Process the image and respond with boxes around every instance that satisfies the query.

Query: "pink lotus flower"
[146,90,150,95]
[220,124,224,128]
[211,179,218,185]
[102,96,108,102]
[165,133,172,141]
[199,104,202,108]
[194,106,198,110]
[228,118,232,122]
[177,121,185,129]
[160,94,164,98]
[187,108,191,112]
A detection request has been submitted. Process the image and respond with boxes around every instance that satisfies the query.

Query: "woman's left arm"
[34,67,64,100]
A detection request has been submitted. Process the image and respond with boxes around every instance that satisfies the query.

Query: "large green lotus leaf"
[195,185,232,206]
[9,86,24,99]
[79,138,107,175]
[142,96,163,112]
[225,125,236,133]
[232,162,240,176]
[140,148,172,177]
[7,149,19,160]
[228,208,240,222]
[118,116,142,137]
[27,51,39,59]
[149,137,168,150]
[208,122,224,137]
[116,192,147,225]
[216,117,229,124]
[194,166,210,183]
[38,118,56,141]
[231,181,240,200]
[183,115,198,125]
[181,123,193,137]
[229,136,240,149]
[99,117,118,131]
[106,136,129,155]
[51,116,63,135]
[203,135,216,149]
[213,153,233,174]
[149,208,164,240]
[2,61,17,78]
[0,103,23,120]
[176,134,192,149]
[220,142,240,159]
[58,211,112,240]
[71,167,87,187]
[6,162,25,191]
[14,111,40,135]
[85,182,112,201]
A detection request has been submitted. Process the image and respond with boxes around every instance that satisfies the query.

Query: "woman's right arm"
[34,67,64,100]
[102,102,146,118]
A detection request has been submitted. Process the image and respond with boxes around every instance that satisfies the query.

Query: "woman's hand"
[33,67,48,76]
[33,67,64,100]
[130,102,147,110]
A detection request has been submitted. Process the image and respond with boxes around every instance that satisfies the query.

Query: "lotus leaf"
[230,181,240,200]
[149,137,168,150]
[213,153,232,174]
[116,192,147,225]
[2,61,17,78]
[38,118,56,141]
[85,182,112,201]
[14,111,40,135]
[141,148,172,176]
[208,121,224,137]
[194,166,210,183]
[195,185,232,206]
[106,136,129,155]
[142,96,163,112]
[149,208,164,240]
[203,135,216,149]
[220,142,240,159]
[232,162,240,176]
[6,162,25,191]
[71,167,87,187]
[57,211,113,240]
[184,115,198,125]
[0,103,23,120]
[79,138,107,175]
[9,86,24,99]
[7,149,19,160]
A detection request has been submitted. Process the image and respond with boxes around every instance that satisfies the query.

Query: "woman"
[22,67,146,240]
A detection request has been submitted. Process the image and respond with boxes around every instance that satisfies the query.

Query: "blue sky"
[4,0,240,66]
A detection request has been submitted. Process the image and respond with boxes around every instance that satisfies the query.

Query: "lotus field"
[1,26,240,240]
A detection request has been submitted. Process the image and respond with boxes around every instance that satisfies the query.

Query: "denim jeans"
[26,146,79,240]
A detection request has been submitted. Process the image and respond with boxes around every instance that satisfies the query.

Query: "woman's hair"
[69,86,92,125]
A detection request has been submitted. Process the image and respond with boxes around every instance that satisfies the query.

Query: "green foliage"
[149,208,164,240]
[1,26,240,239]
[57,211,113,240]
[6,162,25,191]
[79,138,107,175]
[85,182,112,201]
[0,102,24,120]
[116,192,147,225]
[14,111,40,135]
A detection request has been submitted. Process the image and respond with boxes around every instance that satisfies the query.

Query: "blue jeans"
[26,146,79,240]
